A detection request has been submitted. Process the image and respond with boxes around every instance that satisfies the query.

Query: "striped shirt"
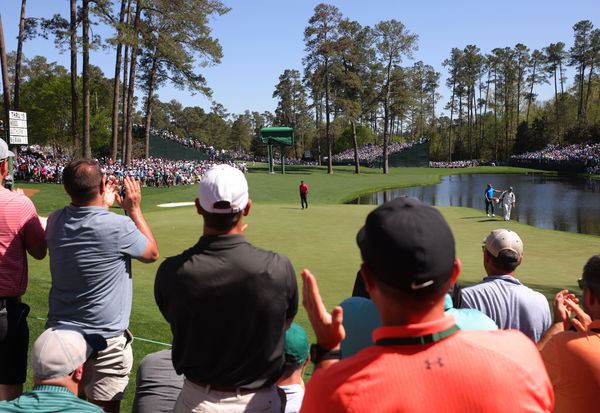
[0,385,103,412]
[0,186,45,297]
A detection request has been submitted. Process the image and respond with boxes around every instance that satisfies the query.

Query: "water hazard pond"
[349,173,600,236]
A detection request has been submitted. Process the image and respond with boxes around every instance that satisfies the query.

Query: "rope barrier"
[29,315,171,347]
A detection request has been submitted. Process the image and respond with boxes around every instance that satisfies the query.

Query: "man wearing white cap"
[0,139,47,401]
[461,229,551,342]
[155,164,298,413]
[0,326,106,412]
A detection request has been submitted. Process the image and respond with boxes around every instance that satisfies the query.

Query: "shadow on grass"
[280,207,303,210]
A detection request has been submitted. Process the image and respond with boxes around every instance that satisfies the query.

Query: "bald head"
[63,159,103,205]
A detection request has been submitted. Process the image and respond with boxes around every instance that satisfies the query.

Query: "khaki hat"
[31,326,106,379]
[483,229,523,260]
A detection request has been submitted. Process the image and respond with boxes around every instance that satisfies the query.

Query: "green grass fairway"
[18,165,598,411]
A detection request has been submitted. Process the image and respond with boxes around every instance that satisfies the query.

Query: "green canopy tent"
[259,127,294,174]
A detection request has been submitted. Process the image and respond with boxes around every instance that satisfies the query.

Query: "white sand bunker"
[157,202,196,208]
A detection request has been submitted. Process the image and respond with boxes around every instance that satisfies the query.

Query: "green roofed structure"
[260,127,294,174]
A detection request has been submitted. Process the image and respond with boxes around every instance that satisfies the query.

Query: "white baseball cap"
[483,229,523,260]
[31,326,107,379]
[198,165,248,214]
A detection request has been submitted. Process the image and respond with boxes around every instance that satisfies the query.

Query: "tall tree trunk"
[456,91,464,159]
[111,0,127,161]
[351,119,360,174]
[553,66,560,142]
[325,56,332,174]
[0,14,12,140]
[481,70,491,157]
[70,0,80,154]
[516,73,521,125]
[584,62,595,122]
[382,60,392,173]
[504,81,510,159]
[82,0,91,158]
[143,53,158,159]
[13,0,27,111]
[125,0,142,165]
[467,86,472,159]
[493,70,498,162]
[473,85,479,157]
[448,81,455,161]
[577,65,585,121]
[526,59,537,124]
[121,40,129,161]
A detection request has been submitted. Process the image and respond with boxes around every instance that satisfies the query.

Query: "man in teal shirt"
[0,326,106,412]
[484,184,502,217]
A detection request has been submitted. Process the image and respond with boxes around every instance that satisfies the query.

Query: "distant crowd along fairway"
[20,164,600,411]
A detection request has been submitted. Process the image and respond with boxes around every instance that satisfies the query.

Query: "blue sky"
[2,0,598,117]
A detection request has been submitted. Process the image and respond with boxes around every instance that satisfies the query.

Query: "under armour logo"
[425,358,444,369]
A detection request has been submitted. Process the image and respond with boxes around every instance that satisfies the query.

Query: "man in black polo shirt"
[155,164,298,413]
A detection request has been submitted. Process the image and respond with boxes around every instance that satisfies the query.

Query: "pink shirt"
[0,187,45,297]
[299,184,308,194]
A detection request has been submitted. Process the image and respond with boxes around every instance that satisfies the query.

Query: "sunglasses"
[578,278,587,290]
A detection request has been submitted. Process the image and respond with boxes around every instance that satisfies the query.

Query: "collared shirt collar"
[32,385,76,396]
[372,314,457,343]
[197,233,247,248]
[482,274,522,285]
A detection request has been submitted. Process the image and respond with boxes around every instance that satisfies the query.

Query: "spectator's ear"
[195,198,203,215]
[360,263,377,293]
[72,364,85,382]
[243,199,252,216]
[450,258,461,286]
[98,175,106,195]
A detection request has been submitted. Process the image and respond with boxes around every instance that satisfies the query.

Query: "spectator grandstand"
[511,142,600,174]
[333,138,428,164]
[429,160,481,168]
[13,145,246,187]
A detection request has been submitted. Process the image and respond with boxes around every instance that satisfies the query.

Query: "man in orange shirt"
[538,255,600,413]
[300,197,553,412]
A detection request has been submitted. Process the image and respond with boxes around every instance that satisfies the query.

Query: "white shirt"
[502,191,515,206]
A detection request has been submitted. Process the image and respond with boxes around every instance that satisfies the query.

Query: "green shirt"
[0,385,103,412]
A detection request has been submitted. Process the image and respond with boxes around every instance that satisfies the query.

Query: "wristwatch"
[310,343,341,364]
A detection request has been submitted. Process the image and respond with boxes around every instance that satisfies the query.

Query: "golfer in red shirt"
[299,181,309,210]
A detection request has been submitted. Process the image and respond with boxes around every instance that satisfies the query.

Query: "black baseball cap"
[356,197,456,293]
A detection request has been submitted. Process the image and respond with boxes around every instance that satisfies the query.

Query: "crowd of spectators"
[511,142,600,173]
[149,127,219,158]
[429,160,481,168]
[11,146,247,188]
[333,138,428,163]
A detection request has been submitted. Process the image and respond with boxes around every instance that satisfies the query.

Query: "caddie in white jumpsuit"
[501,187,516,221]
